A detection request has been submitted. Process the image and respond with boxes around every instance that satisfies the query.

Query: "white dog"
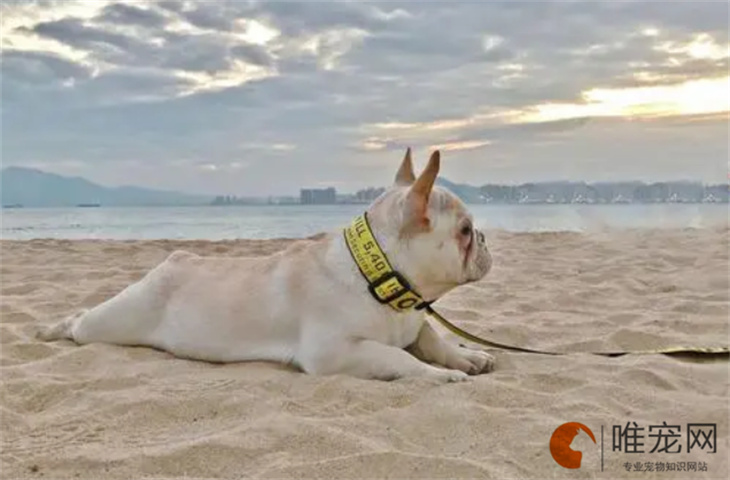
[39,149,494,382]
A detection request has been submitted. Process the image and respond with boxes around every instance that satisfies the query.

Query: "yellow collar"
[343,213,428,312]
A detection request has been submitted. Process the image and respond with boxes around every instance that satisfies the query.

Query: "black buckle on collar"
[368,271,412,304]
[415,300,433,311]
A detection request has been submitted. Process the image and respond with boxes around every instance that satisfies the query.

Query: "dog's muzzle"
[467,228,491,282]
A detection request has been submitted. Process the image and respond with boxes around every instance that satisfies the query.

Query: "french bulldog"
[39,149,494,382]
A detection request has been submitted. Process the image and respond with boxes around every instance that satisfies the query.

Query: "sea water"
[1,204,727,240]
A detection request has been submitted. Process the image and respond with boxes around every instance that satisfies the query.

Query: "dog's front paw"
[428,367,470,383]
[454,347,495,375]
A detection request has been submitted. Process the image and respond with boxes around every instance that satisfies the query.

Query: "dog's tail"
[36,310,87,342]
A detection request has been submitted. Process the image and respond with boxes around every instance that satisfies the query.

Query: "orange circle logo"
[549,422,597,469]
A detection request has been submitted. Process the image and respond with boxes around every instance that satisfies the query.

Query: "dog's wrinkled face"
[367,148,492,301]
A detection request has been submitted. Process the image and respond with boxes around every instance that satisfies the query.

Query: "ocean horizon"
[2,203,727,241]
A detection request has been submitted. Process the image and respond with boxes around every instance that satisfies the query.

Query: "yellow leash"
[424,305,729,358]
[344,213,729,359]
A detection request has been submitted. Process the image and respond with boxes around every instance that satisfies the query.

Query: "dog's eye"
[460,224,472,236]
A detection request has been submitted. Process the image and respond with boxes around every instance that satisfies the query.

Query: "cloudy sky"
[1,1,728,196]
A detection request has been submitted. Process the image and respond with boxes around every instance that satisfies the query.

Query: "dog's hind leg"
[37,258,180,347]
[38,282,160,346]
[36,309,88,341]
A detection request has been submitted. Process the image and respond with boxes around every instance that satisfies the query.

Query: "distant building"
[355,187,386,203]
[300,187,337,205]
[211,181,727,207]
[267,196,299,205]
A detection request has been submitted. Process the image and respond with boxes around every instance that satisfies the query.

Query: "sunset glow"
[513,76,730,123]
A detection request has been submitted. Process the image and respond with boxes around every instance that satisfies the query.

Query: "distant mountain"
[436,178,484,203]
[0,167,212,207]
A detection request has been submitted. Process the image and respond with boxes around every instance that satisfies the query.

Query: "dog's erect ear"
[403,150,440,231]
[394,147,415,186]
[410,149,440,201]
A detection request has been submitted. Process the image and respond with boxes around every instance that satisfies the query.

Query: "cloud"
[238,143,297,152]
[429,140,492,152]
[230,43,272,67]
[1,49,92,85]
[7,2,279,102]
[29,17,146,54]
[96,3,167,29]
[1,0,728,195]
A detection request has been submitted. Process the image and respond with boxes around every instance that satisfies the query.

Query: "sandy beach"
[1,228,728,479]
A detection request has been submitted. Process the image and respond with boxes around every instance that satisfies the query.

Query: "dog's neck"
[343,213,430,312]
[350,208,465,303]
